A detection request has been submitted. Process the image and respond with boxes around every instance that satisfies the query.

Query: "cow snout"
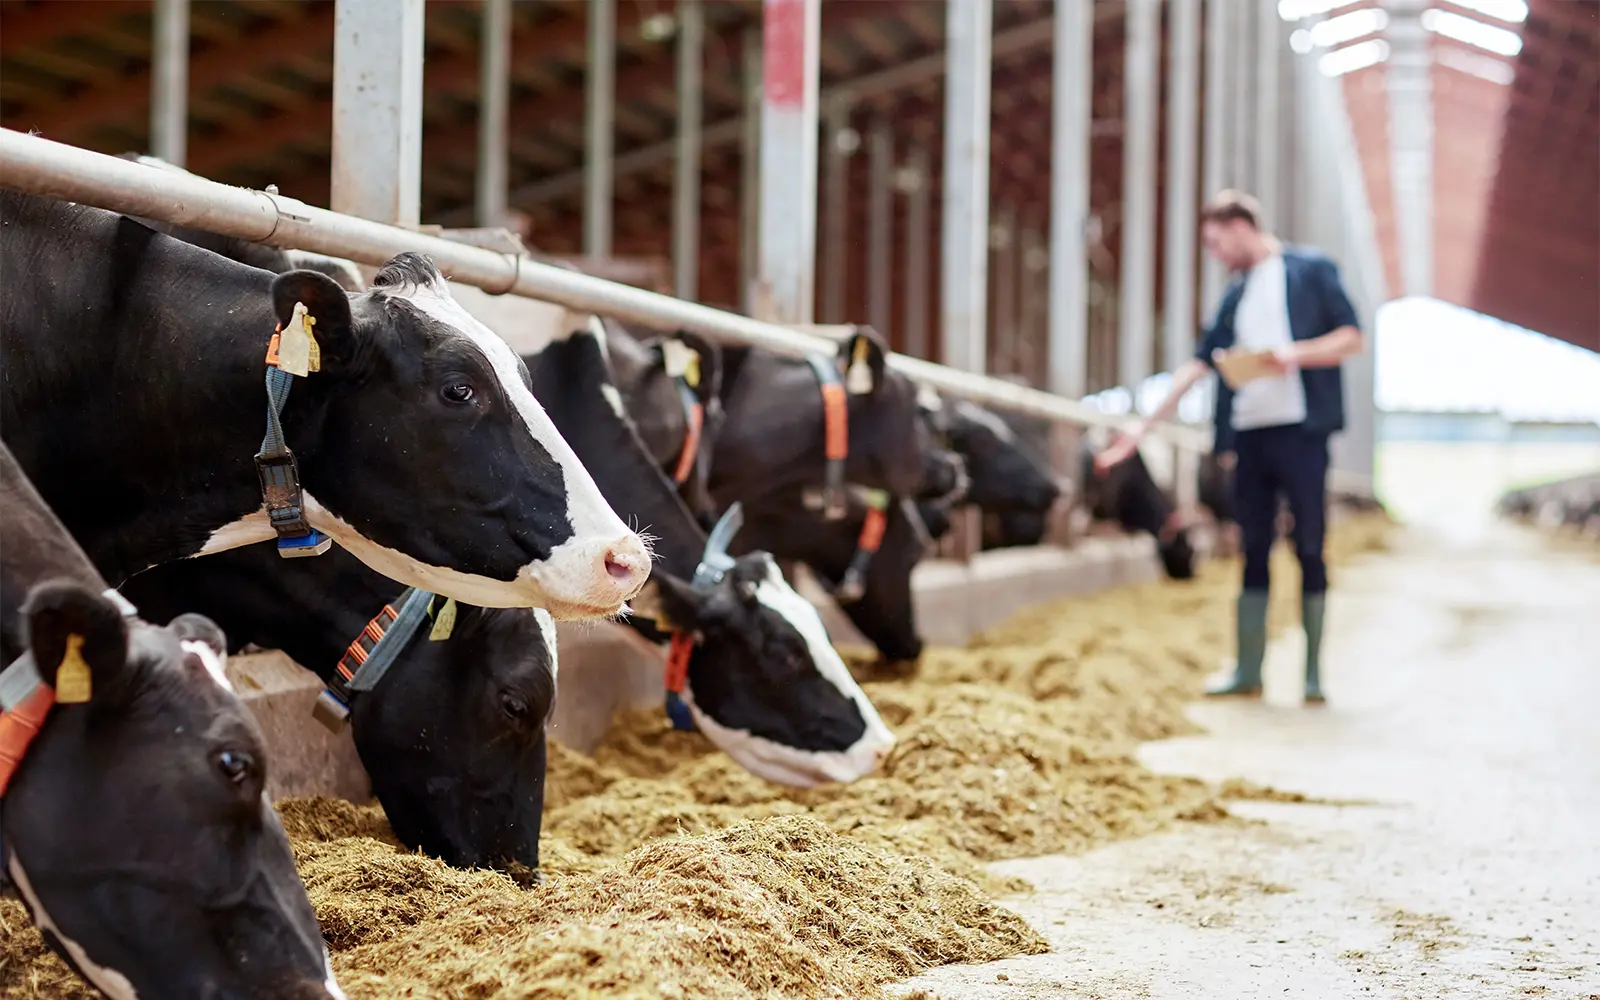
[601,535,651,598]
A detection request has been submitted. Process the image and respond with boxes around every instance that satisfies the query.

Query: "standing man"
[1096,190,1364,703]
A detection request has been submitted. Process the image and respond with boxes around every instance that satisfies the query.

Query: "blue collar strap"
[257,339,332,559]
[311,587,436,732]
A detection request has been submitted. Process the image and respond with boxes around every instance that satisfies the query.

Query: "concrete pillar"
[673,0,704,300]
[1385,0,1433,297]
[332,0,424,225]
[866,116,893,334]
[1118,0,1160,389]
[940,0,993,373]
[902,145,932,359]
[1254,0,1281,228]
[821,100,852,322]
[150,0,189,166]
[476,0,511,227]
[584,0,616,256]
[1047,0,1092,398]
[758,0,822,323]
[1163,0,1201,371]
[740,27,762,313]
[1200,0,1232,313]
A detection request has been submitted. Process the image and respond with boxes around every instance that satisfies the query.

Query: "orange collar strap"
[663,632,697,731]
[670,383,705,486]
[802,354,850,520]
[0,674,55,798]
[833,489,892,604]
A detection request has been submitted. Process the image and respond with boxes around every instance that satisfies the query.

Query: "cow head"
[737,489,934,665]
[635,551,897,787]
[2,582,341,999]
[281,253,651,617]
[348,602,556,874]
[922,393,1060,514]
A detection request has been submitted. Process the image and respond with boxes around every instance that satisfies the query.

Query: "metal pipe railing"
[0,128,1210,451]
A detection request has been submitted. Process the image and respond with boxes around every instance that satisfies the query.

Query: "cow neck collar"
[799,485,892,604]
[310,588,437,732]
[0,590,140,797]
[256,319,333,560]
[801,354,850,521]
[663,502,744,732]
[656,341,707,487]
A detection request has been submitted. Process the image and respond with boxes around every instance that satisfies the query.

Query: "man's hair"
[1199,190,1262,229]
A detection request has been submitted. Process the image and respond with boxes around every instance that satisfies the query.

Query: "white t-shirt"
[1229,253,1307,430]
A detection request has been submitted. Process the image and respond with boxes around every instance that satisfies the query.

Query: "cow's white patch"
[181,639,232,692]
[532,608,557,679]
[952,399,1017,442]
[682,560,894,786]
[101,589,138,618]
[323,950,347,1000]
[192,510,275,557]
[7,854,139,1000]
[586,315,612,366]
[599,383,627,419]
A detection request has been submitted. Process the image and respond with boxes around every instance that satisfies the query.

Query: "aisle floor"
[896,523,1600,1000]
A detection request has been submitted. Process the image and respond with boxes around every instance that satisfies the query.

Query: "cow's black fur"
[1078,445,1198,580]
[917,396,1061,549]
[0,445,337,998]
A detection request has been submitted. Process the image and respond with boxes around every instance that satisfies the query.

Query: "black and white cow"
[915,392,1061,549]
[528,325,896,786]
[0,191,648,617]
[119,543,557,874]
[0,445,342,999]
[1077,443,1198,580]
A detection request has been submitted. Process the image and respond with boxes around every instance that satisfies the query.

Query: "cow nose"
[602,537,651,597]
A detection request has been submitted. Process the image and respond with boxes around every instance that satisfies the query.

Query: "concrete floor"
[896,522,1600,1000]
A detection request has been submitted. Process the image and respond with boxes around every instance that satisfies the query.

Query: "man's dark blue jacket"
[1196,245,1361,454]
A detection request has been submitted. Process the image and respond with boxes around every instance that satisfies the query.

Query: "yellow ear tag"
[683,351,701,391]
[55,634,92,704]
[846,335,874,395]
[275,302,321,377]
[428,598,458,641]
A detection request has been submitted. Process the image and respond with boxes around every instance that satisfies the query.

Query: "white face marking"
[600,383,628,419]
[532,607,557,679]
[181,639,232,693]
[192,510,275,558]
[683,561,894,787]
[101,589,139,618]
[7,854,140,1000]
[390,281,648,611]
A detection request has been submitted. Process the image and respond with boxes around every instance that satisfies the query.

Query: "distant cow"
[1,191,648,616]
[0,444,341,999]
[916,392,1061,549]
[1078,444,1198,580]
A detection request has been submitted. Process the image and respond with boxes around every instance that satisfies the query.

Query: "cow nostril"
[603,544,650,591]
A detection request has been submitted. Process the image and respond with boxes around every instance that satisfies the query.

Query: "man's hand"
[1094,423,1145,475]
[1259,346,1297,375]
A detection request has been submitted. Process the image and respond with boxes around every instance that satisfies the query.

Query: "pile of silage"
[0,514,1392,1000]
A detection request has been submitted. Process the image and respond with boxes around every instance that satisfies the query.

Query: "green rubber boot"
[1206,591,1269,697]
[1303,593,1327,704]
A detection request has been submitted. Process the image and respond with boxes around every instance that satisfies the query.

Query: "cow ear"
[270,269,355,368]
[838,327,889,396]
[23,581,129,706]
[637,574,705,631]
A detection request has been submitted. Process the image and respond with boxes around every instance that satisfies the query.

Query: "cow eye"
[441,383,476,405]
[215,749,255,786]
[499,691,529,721]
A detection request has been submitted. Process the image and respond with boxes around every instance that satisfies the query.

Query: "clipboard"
[1212,348,1281,390]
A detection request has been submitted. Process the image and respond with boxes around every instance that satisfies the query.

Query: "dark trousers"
[1233,424,1329,595]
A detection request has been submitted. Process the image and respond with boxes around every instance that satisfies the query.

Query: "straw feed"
[0,515,1391,999]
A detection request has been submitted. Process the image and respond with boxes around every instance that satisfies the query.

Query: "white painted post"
[941,0,993,373]
[150,0,189,166]
[1200,0,1231,311]
[584,0,616,257]
[1163,0,1201,372]
[866,115,893,334]
[903,144,931,359]
[1118,0,1160,389]
[673,0,704,300]
[1254,0,1280,228]
[332,0,424,225]
[821,99,851,322]
[740,26,762,313]
[476,0,511,228]
[1048,0,1092,398]
[758,0,822,323]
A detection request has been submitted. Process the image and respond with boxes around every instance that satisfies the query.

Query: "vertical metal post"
[332,0,424,225]
[1163,0,1201,372]
[584,0,616,257]
[1230,0,1256,195]
[1048,0,1092,398]
[821,100,851,322]
[1200,0,1232,313]
[758,0,821,324]
[476,0,511,227]
[866,115,893,334]
[740,27,762,313]
[941,0,993,373]
[1118,0,1160,389]
[1254,0,1280,228]
[903,145,931,359]
[1385,0,1433,297]
[673,0,704,300]
[992,204,1017,373]
[150,0,189,166]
